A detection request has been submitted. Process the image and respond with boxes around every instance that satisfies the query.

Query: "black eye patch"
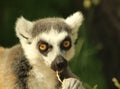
[38,40,52,56]
[60,36,72,51]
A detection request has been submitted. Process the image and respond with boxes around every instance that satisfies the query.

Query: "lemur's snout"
[51,55,68,72]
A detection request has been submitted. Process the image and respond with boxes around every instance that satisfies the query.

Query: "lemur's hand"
[62,78,85,89]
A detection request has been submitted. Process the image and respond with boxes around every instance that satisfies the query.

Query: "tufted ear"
[65,11,84,41]
[15,17,34,43]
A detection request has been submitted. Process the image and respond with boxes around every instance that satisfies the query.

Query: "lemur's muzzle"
[51,55,68,72]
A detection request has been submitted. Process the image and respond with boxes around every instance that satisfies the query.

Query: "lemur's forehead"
[32,18,71,38]
[39,29,68,45]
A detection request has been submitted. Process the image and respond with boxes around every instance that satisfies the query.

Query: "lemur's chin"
[51,55,68,72]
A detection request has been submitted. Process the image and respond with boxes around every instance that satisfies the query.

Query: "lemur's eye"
[60,36,71,50]
[39,44,47,51]
[63,40,70,48]
[38,41,49,53]
[38,40,52,55]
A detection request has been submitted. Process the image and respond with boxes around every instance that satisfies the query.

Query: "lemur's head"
[15,11,83,71]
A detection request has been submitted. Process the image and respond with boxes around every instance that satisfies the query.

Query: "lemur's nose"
[51,55,68,72]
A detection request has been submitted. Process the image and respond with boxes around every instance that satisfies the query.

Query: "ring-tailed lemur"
[0,11,85,89]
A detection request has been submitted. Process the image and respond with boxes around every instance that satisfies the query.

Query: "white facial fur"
[15,11,84,67]
[37,29,70,66]
[20,28,75,66]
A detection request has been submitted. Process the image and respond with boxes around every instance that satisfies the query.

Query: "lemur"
[0,11,85,89]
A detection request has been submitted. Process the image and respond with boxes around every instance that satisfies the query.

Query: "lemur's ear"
[15,17,33,42]
[65,11,84,41]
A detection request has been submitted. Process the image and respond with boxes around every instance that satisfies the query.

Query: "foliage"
[84,83,98,89]
[112,77,120,89]
[70,22,107,89]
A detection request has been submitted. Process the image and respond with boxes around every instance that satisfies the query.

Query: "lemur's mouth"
[51,55,68,72]
[51,55,68,83]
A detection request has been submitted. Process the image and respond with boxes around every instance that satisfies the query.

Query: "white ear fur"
[65,11,84,41]
[15,16,33,40]
[65,11,84,31]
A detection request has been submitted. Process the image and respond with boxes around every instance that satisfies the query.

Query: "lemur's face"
[15,11,83,71]
[36,28,73,71]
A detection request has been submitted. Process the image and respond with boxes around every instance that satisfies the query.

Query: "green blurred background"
[0,0,120,89]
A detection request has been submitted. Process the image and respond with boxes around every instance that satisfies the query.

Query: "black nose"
[51,55,68,72]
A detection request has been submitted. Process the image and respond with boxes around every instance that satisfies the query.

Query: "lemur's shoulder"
[0,44,22,58]
[0,44,32,89]
[0,47,5,59]
[7,44,23,60]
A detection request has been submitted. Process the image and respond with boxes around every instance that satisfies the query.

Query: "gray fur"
[32,18,71,38]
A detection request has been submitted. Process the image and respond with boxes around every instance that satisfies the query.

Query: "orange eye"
[63,41,70,48]
[39,44,47,51]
